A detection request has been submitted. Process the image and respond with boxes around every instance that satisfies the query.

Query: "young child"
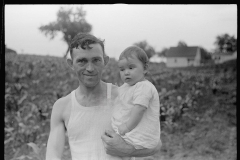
[111,46,161,160]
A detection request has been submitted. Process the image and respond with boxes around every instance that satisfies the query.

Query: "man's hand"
[101,129,135,156]
[101,129,162,157]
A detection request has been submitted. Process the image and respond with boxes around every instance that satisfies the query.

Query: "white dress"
[111,80,161,149]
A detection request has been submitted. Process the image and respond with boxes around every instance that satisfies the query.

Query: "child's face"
[118,54,147,86]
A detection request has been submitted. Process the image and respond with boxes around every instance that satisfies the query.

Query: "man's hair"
[69,32,106,59]
[119,45,149,70]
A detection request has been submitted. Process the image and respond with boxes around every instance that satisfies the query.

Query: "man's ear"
[104,56,110,66]
[66,58,74,70]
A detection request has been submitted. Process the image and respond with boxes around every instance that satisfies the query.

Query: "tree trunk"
[63,46,70,58]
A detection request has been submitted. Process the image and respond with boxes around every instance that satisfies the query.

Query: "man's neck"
[75,81,108,107]
[77,81,106,98]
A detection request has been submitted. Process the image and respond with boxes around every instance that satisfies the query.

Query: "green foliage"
[177,41,187,47]
[199,47,213,64]
[5,53,236,160]
[5,44,17,54]
[214,33,237,53]
[4,54,121,160]
[39,6,92,57]
[157,48,169,57]
[152,60,236,160]
[133,40,156,58]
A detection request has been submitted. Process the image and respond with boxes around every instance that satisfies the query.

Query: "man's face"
[71,43,106,88]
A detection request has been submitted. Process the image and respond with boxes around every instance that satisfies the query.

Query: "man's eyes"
[77,59,101,63]
[77,59,87,63]
[93,59,101,63]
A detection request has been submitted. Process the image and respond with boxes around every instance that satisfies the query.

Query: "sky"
[5,4,237,59]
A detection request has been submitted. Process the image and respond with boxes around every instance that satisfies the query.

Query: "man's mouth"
[84,74,97,77]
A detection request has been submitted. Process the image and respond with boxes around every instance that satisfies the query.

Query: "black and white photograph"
[5,4,237,160]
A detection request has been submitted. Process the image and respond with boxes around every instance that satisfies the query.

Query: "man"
[46,33,161,160]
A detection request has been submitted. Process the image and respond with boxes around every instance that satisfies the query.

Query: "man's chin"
[83,80,99,87]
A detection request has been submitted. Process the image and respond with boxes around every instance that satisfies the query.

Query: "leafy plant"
[5,53,236,160]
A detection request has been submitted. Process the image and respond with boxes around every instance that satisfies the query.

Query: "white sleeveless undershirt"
[67,83,122,160]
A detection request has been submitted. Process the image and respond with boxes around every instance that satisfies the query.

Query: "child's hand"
[118,123,130,136]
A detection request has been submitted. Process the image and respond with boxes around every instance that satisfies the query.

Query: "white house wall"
[167,55,201,68]
[166,57,189,67]
[166,47,202,68]
[213,52,237,64]
[220,56,234,63]
[194,48,201,65]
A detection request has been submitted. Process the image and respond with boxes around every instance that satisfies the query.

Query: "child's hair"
[119,45,149,70]
[69,32,106,59]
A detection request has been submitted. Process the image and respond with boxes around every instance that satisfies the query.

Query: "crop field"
[5,53,236,160]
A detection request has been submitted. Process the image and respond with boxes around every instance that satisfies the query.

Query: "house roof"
[166,46,199,58]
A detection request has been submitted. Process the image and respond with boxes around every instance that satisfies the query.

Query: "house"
[212,51,237,64]
[149,54,167,63]
[165,46,204,68]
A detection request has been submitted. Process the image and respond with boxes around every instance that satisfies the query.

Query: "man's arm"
[46,102,66,160]
[101,130,161,157]
[127,140,161,157]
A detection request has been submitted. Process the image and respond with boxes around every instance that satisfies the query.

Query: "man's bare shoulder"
[52,92,72,112]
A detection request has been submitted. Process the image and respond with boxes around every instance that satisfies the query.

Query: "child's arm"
[118,104,146,135]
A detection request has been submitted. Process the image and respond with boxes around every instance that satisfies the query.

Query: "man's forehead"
[73,43,102,52]
[72,43,104,58]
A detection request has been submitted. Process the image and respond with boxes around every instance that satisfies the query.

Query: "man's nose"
[86,62,94,72]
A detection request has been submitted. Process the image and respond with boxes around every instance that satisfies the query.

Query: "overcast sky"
[5,4,237,59]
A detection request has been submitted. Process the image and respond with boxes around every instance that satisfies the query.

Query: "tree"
[214,33,237,53]
[157,48,169,57]
[177,41,187,47]
[5,45,17,54]
[133,40,155,58]
[39,6,92,58]
[199,47,213,64]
